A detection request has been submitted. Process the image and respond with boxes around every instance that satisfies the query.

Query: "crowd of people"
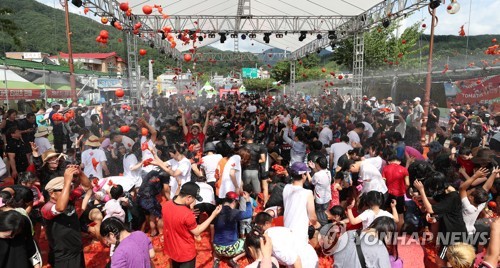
[0,92,499,268]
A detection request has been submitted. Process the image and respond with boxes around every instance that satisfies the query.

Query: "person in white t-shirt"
[110,132,135,153]
[163,144,192,200]
[348,159,388,196]
[283,162,319,243]
[139,119,157,176]
[34,126,53,155]
[347,190,398,229]
[81,135,110,179]
[347,123,365,148]
[308,156,332,226]
[254,212,319,268]
[318,124,333,146]
[459,166,498,234]
[118,144,142,195]
[199,142,222,190]
[361,121,375,139]
[215,141,243,198]
[364,144,385,173]
[329,136,353,170]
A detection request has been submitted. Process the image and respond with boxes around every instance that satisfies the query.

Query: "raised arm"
[179,108,189,136]
[414,180,434,214]
[203,109,211,135]
[483,167,499,192]
[56,167,79,212]
[459,167,489,198]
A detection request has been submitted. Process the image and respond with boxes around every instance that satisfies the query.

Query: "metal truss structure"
[352,33,365,100]
[125,34,141,106]
[289,0,429,59]
[190,52,286,62]
[83,0,430,97]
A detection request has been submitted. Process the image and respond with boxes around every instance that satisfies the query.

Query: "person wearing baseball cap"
[282,162,320,243]
[41,166,91,268]
[162,181,222,267]
[412,97,424,131]
[212,191,253,267]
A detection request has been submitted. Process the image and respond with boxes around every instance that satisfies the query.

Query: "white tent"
[198,81,217,97]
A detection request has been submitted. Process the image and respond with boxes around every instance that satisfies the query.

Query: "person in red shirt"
[382,154,409,231]
[179,108,210,145]
[161,182,222,268]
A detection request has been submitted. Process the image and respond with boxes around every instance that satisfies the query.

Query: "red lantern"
[488,201,497,209]
[141,128,149,136]
[115,89,125,98]
[184,54,192,62]
[84,7,89,14]
[398,52,403,58]
[422,23,427,28]
[493,38,497,43]
[120,125,130,133]
[101,17,108,24]
[142,5,153,15]
[139,49,147,56]
[476,80,481,85]
[119,2,129,11]
[330,71,335,76]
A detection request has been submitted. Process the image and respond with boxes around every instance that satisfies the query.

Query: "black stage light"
[241,34,247,40]
[219,33,227,43]
[328,31,337,40]
[429,0,441,9]
[317,34,322,40]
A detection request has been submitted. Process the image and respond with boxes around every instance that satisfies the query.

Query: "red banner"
[0,89,42,100]
[47,90,72,98]
[453,75,500,105]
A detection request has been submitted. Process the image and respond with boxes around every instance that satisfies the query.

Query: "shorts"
[239,218,252,236]
[138,196,162,218]
[426,122,437,132]
[213,239,245,257]
[315,202,330,227]
[385,194,405,214]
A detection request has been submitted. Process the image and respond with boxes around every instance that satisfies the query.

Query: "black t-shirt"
[244,143,266,170]
[1,119,18,134]
[428,108,440,123]
[0,214,36,268]
[432,191,467,245]
[18,118,37,143]
[6,138,30,173]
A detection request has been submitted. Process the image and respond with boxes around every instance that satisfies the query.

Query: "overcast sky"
[36,0,499,52]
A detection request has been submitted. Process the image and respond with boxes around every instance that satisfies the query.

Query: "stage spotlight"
[429,0,441,9]
[198,36,204,42]
[219,33,227,43]
[328,31,337,40]
[317,34,322,40]
[71,0,82,7]
[330,41,336,50]
[263,33,271,44]
[249,33,256,39]
[241,34,247,40]
[382,18,391,28]
[208,33,216,38]
[298,31,307,42]
[230,33,238,38]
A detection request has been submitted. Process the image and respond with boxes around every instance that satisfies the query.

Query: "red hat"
[225,191,239,200]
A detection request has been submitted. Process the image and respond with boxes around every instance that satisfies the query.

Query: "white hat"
[369,97,376,101]
[449,108,456,113]
[413,97,421,102]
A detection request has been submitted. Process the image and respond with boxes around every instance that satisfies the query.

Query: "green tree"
[0,8,21,48]
[270,61,290,83]
[243,78,276,92]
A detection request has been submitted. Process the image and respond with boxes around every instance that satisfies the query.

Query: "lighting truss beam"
[133,15,353,34]
[187,53,287,62]
[290,0,429,59]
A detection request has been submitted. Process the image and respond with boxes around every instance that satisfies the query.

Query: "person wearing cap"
[200,142,223,191]
[34,126,53,155]
[81,135,110,179]
[412,97,424,131]
[282,162,319,243]
[109,131,135,152]
[179,108,210,145]
[161,182,222,268]
[385,97,396,123]
[212,191,253,267]
[41,166,91,268]
[254,212,319,268]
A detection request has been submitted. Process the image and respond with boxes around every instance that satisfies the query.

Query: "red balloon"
[493,38,497,43]
[422,23,427,28]
[119,2,129,11]
[139,49,147,56]
[402,39,407,44]
[115,89,125,98]
[476,80,481,85]
[488,201,497,209]
[338,75,343,80]
[120,125,130,133]
[142,5,153,15]
[184,54,192,62]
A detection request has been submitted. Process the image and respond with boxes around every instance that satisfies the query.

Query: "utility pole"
[63,0,77,102]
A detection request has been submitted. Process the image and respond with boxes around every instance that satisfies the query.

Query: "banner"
[47,90,72,98]
[452,75,500,105]
[0,89,42,100]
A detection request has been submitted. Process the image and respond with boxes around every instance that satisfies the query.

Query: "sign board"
[0,89,42,100]
[446,75,500,111]
[23,52,42,59]
[242,68,258,79]
[96,78,123,89]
